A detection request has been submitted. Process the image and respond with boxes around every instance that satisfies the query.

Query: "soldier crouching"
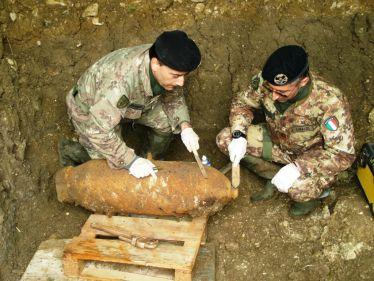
[59,30,202,180]
[217,45,356,216]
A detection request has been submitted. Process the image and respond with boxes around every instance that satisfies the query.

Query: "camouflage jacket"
[230,72,356,178]
[68,44,190,168]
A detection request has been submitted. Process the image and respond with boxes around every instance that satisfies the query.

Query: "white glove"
[129,158,157,179]
[271,163,301,193]
[181,127,199,152]
[228,137,247,165]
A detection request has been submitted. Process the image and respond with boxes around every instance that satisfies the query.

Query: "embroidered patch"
[292,125,315,133]
[324,116,339,131]
[117,95,130,109]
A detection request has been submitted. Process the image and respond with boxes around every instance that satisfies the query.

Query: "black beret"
[153,30,201,72]
[262,45,309,86]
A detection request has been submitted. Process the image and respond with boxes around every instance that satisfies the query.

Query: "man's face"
[263,77,309,103]
[150,58,188,91]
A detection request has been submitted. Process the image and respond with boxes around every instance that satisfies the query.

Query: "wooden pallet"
[63,214,208,281]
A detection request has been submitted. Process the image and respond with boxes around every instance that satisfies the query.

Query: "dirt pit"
[0,0,373,280]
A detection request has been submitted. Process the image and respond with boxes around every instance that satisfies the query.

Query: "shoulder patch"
[117,95,130,109]
[324,116,339,131]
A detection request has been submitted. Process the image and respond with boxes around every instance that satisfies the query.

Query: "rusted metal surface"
[55,160,238,217]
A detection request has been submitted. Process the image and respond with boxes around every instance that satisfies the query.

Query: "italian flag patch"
[324,116,339,131]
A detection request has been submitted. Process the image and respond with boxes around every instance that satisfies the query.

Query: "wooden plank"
[175,269,192,281]
[81,215,207,242]
[62,253,83,277]
[22,239,214,281]
[64,237,197,270]
[21,239,72,281]
[81,266,172,281]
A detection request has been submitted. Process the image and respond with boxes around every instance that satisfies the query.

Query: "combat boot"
[250,180,277,202]
[289,199,321,217]
[142,130,174,160]
[58,138,91,167]
[240,155,281,180]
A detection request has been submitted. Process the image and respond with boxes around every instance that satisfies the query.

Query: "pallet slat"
[64,237,196,270]
[81,215,207,242]
[81,266,172,281]
[21,239,215,281]
[63,214,208,280]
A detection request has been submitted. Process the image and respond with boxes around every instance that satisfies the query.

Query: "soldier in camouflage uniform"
[59,30,202,179]
[216,45,355,216]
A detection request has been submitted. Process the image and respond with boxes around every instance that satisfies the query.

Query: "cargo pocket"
[89,99,122,131]
[124,103,144,119]
[124,108,142,119]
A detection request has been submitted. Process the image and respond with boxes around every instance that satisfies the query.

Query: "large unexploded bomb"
[55,159,238,217]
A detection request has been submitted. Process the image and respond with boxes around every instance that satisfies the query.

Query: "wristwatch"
[232,130,247,139]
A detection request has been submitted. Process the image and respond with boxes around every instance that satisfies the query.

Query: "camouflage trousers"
[66,90,175,164]
[216,124,335,202]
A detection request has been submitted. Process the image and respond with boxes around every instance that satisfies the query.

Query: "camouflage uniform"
[217,73,356,202]
[66,44,190,169]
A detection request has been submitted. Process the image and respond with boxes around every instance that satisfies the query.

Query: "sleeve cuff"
[123,155,140,169]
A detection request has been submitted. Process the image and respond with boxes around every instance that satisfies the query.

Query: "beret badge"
[274,73,288,85]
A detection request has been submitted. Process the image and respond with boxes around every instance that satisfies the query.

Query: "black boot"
[140,130,174,160]
[240,155,281,180]
[58,138,91,167]
[250,180,277,202]
[289,199,321,217]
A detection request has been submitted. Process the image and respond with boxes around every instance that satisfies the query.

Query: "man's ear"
[150,57,162,70]
[299,76,310,87]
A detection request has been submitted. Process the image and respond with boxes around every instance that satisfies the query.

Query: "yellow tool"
[357,143,374,216]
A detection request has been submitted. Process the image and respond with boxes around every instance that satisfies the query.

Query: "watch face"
[232,131,242,138]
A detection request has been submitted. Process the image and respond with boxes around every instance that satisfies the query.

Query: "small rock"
[82,3,99,18]
[9,12,17,22]
[45,0,66,6]
[92,17,103,25]
[6,57,17,71]
[368,107,374,125]
[353,13,368,41]
[32,8,38,17]
[306,263,330,277]
[36,40,41,46]
[195,3,205,13]
[0,38,3,58]
[191,0,205,2]
[321,205,331,219]
[225,242,239,251]
[288,271,305,280]
[14,139,26,161]
[48,233,59,239]
[0,208,4,225]
[155,0,173,11]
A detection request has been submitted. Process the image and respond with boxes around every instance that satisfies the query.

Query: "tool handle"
[231,163,240,188]
[91,223,158,249]
[193,149,208,178]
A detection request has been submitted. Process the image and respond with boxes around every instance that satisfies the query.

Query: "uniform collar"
[149,63,166,96]
[274,75,313,114]
[140,47,153,97]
